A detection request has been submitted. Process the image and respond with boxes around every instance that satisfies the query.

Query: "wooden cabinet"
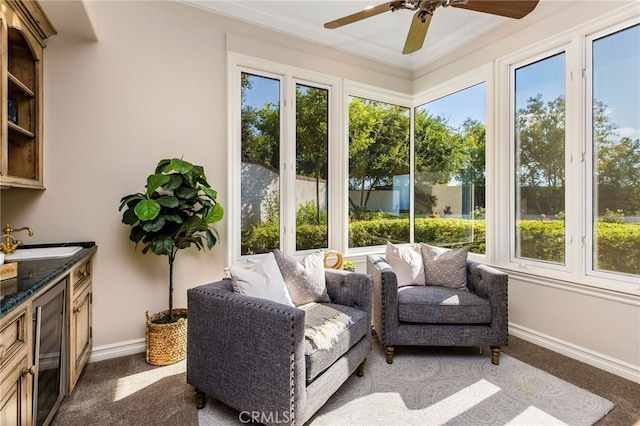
[0,304,33,426]
[0,249,95,425]
[0,0,56,189]
[66,257,93,394]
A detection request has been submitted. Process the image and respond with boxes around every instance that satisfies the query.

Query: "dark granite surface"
[0,242,97,318]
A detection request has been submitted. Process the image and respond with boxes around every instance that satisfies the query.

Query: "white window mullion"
[281,76,296,254]
[564,36,584,278]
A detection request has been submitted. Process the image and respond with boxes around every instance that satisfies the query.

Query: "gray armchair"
[367,254,508,365]
[186,269,372,426]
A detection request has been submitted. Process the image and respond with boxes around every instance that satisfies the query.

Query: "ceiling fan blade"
[324,1,396,29]
[403,12,432,55]
[452,0,539,19]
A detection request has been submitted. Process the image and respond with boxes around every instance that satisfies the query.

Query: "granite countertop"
[0,242,97,319]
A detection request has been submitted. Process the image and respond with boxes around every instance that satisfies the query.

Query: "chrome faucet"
[1,224,34,254]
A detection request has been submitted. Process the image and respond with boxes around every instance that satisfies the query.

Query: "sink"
[5,246,83,261]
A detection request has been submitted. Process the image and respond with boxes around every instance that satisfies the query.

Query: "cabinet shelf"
[7,72,35,98]
[8,122,35,138]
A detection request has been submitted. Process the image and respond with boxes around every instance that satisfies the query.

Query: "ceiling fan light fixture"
[324,0,539,53]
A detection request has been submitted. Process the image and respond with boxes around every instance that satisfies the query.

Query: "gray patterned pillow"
[419,243,468,290]
[273,250,330,306]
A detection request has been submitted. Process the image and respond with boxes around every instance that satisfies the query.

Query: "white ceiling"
[181,0,517,70]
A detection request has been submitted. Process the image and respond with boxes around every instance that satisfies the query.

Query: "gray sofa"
[186,269,372,426]
[367,254,508,365]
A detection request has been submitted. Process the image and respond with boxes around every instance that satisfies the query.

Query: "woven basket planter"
[145,308,188,366]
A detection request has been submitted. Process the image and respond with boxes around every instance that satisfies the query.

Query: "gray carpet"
[52,336,639,426]
[198,341,614,426]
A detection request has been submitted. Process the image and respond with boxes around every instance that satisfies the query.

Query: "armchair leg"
[384,346,394,364]
[195,388,206,409]
[490,346,501,365]
[357,358,367,377]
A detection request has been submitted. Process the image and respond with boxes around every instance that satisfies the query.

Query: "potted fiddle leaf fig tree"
[118,157,223,365]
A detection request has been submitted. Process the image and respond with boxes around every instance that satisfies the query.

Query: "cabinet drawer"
[0,307,27,368]
[71,258,91,291]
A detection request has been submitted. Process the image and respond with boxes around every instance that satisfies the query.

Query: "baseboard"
[509,323,640,384]
[88,338,145,363]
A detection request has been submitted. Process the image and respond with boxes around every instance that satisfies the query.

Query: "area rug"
[197,341,614,426]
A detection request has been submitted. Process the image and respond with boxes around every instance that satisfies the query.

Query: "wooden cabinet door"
[0,354,32,426]
[68,281,92,393]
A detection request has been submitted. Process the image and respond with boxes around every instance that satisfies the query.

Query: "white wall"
[1,0,638,381]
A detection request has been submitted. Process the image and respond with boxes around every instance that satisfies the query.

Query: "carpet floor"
[52,336,640,426]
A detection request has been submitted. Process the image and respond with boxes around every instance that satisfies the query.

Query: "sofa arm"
[325,269,372,313]
[366,255,400,344]
[187,280,306,422]
[466,260,508,303]
[466,260,509,336]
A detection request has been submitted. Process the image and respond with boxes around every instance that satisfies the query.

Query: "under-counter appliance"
[32,278,66,426]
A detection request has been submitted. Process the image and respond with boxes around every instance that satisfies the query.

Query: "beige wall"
[1,0,638,381]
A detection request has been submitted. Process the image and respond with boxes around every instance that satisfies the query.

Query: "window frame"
[584,17,640,284]
[412,65,492,262]
[495,8,640,295]
[228,53,342,263]
[343,81,413,257]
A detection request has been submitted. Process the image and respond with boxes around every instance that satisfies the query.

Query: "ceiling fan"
[324,0,539,55]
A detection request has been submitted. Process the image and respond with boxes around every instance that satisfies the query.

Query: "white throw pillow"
[385,242,425,287]
[229,252,294,306]
[419,243,469,290]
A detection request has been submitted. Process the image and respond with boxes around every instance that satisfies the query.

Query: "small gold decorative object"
[323,250,344,270]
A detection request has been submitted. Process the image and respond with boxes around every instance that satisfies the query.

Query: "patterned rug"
[198,341,614,425]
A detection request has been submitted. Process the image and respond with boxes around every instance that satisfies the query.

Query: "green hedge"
[242,218,640,276]
[515,220,566,264]
[594,222,640,275]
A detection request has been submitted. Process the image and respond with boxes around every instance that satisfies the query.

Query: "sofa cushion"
[420,243,469,290]
[301,302,368,383]
[397,285,491,324]
[274,250,331,306]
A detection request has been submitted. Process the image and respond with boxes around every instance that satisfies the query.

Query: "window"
[414,83,486,253]
[589,23,640,278]
[347,96,410,248]
[233,61,338,260]
[513,53,566,265]
[240,72,281,255]
[295,83,329,251]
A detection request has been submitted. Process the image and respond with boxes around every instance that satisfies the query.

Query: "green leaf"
[156,195,179,208]
[165,174,183,190]
[149,236,175,256]
[129,226,145,244]
[141,217,166,232]
[164,213,183,223]
[118,193,144,211]
[121,207,139,225]
[134,199,162,220]
[170,158,193,174]
[205,229,217,249]
[207,203,224,223]
[175,186,198,199]
[201,186,217,200]
[146,174,171,196]
[155,158,172,173]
